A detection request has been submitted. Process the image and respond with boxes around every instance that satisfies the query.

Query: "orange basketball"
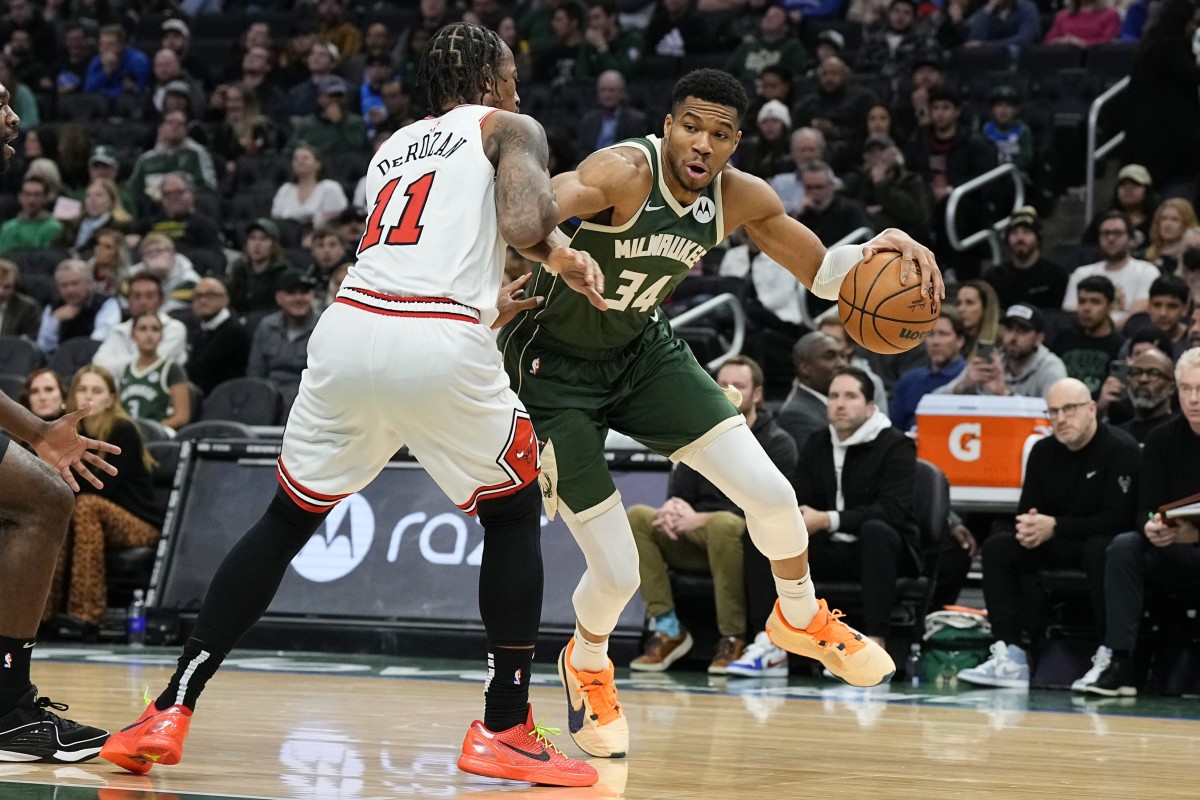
[837,251,938,354]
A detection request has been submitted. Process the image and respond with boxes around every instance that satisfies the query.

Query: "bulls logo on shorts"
[500,412,540,486]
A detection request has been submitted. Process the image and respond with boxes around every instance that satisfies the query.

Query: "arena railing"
[668,292,747,371]
[1084,75,1130,224]
[945,162,1025,266]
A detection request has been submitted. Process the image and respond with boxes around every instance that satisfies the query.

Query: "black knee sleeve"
[477,481,543,646]
[192,486,331,653]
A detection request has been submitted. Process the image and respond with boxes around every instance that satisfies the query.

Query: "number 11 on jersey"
[358,171,437,255]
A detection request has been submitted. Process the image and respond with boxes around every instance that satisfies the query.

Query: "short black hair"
[672,69,749,121]
[1078,274,1116,304]
[758,64,793,85]
[1150,273,1189,305]
[420,22,504,115]
[831,366,875,402]
[1128,326,1175,353]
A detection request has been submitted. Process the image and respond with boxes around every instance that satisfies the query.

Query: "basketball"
[837,251,939,355]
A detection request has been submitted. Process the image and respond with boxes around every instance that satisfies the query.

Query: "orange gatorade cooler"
[915,396,1051,497]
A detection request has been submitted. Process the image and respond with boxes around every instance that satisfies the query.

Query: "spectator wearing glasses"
[958,377,1139,688]
[1064,211,1161,329]
[186,277,250,395]
[1073,348,1200,696]
[1116,348,1176,443]
[794,161,870,246]
[137,172,223,251]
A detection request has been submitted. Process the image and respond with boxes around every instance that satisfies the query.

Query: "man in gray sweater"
[938,302,1066,398]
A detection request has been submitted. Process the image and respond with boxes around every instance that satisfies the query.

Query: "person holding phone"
[938,303,1067,398]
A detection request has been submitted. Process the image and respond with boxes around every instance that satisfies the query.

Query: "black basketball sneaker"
[0,685,109,762]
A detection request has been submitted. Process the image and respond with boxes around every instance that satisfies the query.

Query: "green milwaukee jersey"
[120,357,184,423]
[526,134,724,351]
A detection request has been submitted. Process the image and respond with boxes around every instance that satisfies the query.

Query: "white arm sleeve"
[810,244,866,301]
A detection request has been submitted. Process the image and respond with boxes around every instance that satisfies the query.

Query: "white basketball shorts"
[277,290,540,516]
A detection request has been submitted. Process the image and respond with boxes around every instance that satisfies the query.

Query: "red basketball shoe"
[458,705,598,787]
[99,702,192,774]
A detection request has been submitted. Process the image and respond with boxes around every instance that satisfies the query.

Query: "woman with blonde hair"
[86,227,132,298]
[44,366,161,638]
[1145,198,1198,271]
[62,178,135,251]
[955,279,1002,356]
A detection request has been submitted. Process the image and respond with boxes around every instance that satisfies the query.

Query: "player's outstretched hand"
[862,228,945,302]
[549,245,608,311]
[494,272,543,329]
[33,404,121,492]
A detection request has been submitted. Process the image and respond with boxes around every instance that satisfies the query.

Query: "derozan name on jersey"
[376,131,469,175]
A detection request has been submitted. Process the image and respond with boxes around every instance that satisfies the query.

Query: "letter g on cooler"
[949,422,982,462]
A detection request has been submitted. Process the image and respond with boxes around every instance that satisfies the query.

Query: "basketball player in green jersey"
[499,69,945,758]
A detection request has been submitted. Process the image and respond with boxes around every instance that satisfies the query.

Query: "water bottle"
[907,643,923,687]
[127,589,147,648]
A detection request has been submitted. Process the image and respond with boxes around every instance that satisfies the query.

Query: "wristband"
[810,244,866,301]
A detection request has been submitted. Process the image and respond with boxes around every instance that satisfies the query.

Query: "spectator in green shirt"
[0,176,62,254]
[126,110,218,209]
[288,76,368,157]
[725,5,811,81]
[578,0,644,79]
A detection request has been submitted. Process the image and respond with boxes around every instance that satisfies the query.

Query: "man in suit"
[0,259,41,339]
[187,277,250,396]
[575,70,647,165]
[776,331,847,452]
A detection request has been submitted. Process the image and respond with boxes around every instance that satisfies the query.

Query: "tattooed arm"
[483,111,608,309]
[482,110,558,249]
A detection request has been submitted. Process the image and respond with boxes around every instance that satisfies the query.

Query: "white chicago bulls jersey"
[343,104,505,326]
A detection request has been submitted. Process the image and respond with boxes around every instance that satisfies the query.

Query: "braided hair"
[420,22,504,116]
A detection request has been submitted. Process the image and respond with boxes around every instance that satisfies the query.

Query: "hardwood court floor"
[4,648,1200,800]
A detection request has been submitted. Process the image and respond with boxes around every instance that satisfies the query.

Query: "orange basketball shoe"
[99,702,192,774]
[457,705,598,787]
[557,639,628,758]
[766,599,895,687]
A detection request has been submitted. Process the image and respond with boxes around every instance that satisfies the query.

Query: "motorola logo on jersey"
[291,493,376,582]
[692,196,715,223]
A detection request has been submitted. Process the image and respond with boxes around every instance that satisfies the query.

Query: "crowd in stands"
[0,0,1198,692]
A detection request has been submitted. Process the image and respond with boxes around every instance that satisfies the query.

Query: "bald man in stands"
[958,377,1140,688]
[1118,348,1176,444]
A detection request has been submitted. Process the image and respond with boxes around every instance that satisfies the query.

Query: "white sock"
[570,626,610,673]
[774,568,819,630]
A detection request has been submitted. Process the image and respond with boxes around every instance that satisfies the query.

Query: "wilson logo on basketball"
[898,328,930,341]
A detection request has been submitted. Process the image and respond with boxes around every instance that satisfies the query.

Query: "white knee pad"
[677,423,808,561]
[560,497,642,637]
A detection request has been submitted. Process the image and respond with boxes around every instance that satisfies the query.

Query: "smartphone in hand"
[1110,359,1129,383]
[975,340,995,360]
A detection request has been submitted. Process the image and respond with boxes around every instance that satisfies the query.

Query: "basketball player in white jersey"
[102,24,606,788]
